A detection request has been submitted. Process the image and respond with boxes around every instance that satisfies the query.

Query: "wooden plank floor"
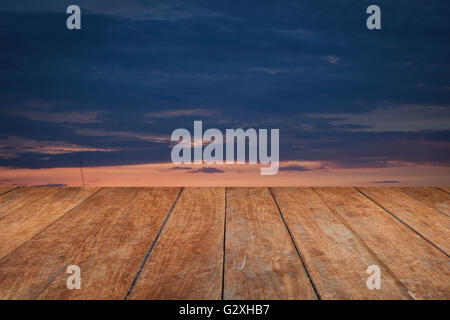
[0,187,448,300]
[224,188,317,300]
[0,187,100,261]
[128,188,224,300]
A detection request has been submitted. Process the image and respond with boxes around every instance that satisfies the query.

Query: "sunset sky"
[0,0,449,186]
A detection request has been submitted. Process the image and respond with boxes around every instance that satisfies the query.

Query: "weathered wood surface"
[399,187,449,216]
[358,187,450,254]
[439,187,450,194]
[0,187,16,196]
[315,187,450,300]
[271,188,411,300]
[129,188,225,300]
[224,188,317,300]
[0,187,448,300]
[0,188,180,299]
[0,187,100,260]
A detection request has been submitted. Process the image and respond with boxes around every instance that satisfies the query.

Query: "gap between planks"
[355,187,449,257]
[124,187,184,299]
[128,188,225,300]
[268,187,321,300]
[221,187,227,300]
[312,187,449,299]
[0,188,103,264]
[309,188,412,298]
[436,187,450,194]
[0,187,20,197]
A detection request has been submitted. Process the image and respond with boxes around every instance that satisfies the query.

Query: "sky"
[0,0,449,186]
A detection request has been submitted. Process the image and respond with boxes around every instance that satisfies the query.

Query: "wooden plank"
[0,187,180,300]
[129,188,225,300]
[358,187,450,254]
[37,187,180,299]
[0,187,100,260]
[0,187,16,196]
[315,187,450,300]
[398,187,449,216]
[271,187,411,300]
[223,187,317,300]
[0,187,56,220]
[402,187,450,216]
[439,187,450,194]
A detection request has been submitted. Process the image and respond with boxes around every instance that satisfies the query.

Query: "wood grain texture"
[0,187,100,260]
[0,188,180,300]
[358,187,450,254]
[438,187,450,194]
[0,187,448,300]
[399,187,450,216]
[129,188,225,300]
[315,187,450,300]
[271,187,410,300]
[0,187,58,220]
[224,187,317,300]
[0,187,16,196]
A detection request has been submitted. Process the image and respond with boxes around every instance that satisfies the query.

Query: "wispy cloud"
[0,136,116,159]
[13,111,106,124]
[279,165,315,172]
[323,55,341,64]
[84,1,237,22]
[74,128,170,143]
[418,83,450,91]
[307,104,450,132]
[275,28,314,39]
[249,66,304,75]
[279,161,328,171]
[189,167,224,174]
[145,108,217,119]
[0,0,237,22]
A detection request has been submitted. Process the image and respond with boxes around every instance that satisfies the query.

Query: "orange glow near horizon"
[0,161,449,187]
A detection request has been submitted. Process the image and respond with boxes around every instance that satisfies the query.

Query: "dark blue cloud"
[189,167,224,174]
[0,0,449,169]
[279,165,315,172]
